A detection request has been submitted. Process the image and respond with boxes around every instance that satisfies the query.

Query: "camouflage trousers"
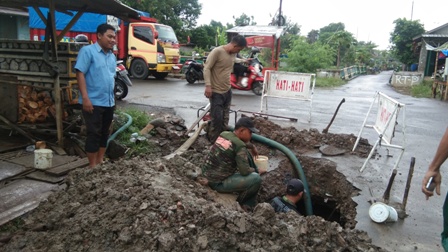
[209,172,261,208]
[207,90,232,143]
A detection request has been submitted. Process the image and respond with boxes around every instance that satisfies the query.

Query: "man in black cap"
[200,117,261,210]
[270,178,305,214]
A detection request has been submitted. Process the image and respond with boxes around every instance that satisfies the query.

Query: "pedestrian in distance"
[75,23,117,168]
[199,117,261,211]
[270,178,305,215]
[203,35,247,143]
[422,127,448,251]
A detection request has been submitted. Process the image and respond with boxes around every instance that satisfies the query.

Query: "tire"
[252,81,263,96]
[185,71,197,84]
[130,59,149,80]
[153,72,168,80]
[114,79,128,100]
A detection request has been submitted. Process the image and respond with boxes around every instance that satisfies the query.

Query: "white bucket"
[254,155,269,174]
[34,149,53,169]
[369,202,398,223]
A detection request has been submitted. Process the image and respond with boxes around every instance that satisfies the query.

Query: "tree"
[327,30,355,68]
[389,18,425,68]
[122,0,201,43]
[233,13,256,26]
[284,37,335,73]
[318,22,345,44]
[307,29,319,44]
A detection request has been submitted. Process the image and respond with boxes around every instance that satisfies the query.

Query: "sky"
[196,0,447,50]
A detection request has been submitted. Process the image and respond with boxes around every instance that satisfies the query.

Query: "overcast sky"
[196,0,447,50]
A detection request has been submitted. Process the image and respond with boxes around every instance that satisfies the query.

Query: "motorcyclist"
[233,53,251,87]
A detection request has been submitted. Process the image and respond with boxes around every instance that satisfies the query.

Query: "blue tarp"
[28,7,151,33]
[29,7,106,32]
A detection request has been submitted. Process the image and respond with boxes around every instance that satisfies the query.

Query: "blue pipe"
[107,112,133,148]
[228,126,313,215]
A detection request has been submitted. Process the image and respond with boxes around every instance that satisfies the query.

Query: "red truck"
[29,7,181,80]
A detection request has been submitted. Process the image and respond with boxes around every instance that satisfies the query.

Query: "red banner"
[245,36,274,48]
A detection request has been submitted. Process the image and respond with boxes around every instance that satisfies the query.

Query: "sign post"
[260,71,316,122]
[353,92,406,172]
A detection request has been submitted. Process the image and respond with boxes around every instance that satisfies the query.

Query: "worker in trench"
[270,178,305,215]
[198,117,261,211]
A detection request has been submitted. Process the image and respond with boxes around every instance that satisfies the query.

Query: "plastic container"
[369,202,398,223]
[254,155,269,174]
[34,149,53,169]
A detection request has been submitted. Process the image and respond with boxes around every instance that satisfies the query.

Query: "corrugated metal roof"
[0,6,27,16]
[226,25,286,39]
[422,34,448,38]
[0,0,140,20]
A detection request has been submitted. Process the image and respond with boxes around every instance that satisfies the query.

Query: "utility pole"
[411,0,414,20]
[278,0,283,27]
[274,0,283,69]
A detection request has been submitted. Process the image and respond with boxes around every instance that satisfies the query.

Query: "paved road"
[120,71,448,252]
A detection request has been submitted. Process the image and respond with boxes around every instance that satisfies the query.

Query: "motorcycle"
[115,60,133,100]
[184,57,206,84]
[230,47,264,96]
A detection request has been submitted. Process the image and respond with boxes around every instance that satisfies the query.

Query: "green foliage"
[307,29,319,44]
[122,0,201,43]
[390,18,425,67]
[315,77,347,88]
[411,79,434,98]
[113,108,156,157]
[284,37,335,73]
[233,13,256,26]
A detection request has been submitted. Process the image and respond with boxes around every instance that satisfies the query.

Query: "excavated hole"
[257,155,360,229]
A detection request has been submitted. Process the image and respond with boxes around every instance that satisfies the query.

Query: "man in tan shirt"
[203,35,247,143]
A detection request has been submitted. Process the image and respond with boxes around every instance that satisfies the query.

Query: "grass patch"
[315,76,347,88]
[112,107,157,157]
[411,79,433,98]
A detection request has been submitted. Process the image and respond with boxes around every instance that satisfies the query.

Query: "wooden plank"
[26,170,65,184]
[45,157,89,176]
[49,144,67,156]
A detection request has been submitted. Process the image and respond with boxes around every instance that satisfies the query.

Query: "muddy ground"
[0,112,386,251]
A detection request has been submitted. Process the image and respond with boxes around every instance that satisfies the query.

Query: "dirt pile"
[1,116,385,251]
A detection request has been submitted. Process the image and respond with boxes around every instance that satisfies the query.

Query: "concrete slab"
[0,179,62,226]
[0,161,29,181]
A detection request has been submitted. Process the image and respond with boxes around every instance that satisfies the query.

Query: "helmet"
[74,34,88,43]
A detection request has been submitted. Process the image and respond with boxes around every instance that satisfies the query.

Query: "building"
[413,23,448,76]
[0,6,29,40]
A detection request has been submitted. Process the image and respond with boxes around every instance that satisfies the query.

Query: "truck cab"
[126,22,180,80]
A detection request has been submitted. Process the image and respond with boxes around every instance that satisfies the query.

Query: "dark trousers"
[82,106,114,153]
[233,63,247,78]
[207,89,232,143]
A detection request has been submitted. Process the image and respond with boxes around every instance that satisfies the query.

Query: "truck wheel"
[130,59,149,80]
[153,72,168,80]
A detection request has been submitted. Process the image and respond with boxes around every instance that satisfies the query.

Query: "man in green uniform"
[200,117,261,210]
[270,178,305,215]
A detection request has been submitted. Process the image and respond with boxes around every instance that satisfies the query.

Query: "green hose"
[228,126,313,215]
[107,112,133,148]
[251,133,313,215]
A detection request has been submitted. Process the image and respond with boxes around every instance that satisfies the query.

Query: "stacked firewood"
[17,85,57,124]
